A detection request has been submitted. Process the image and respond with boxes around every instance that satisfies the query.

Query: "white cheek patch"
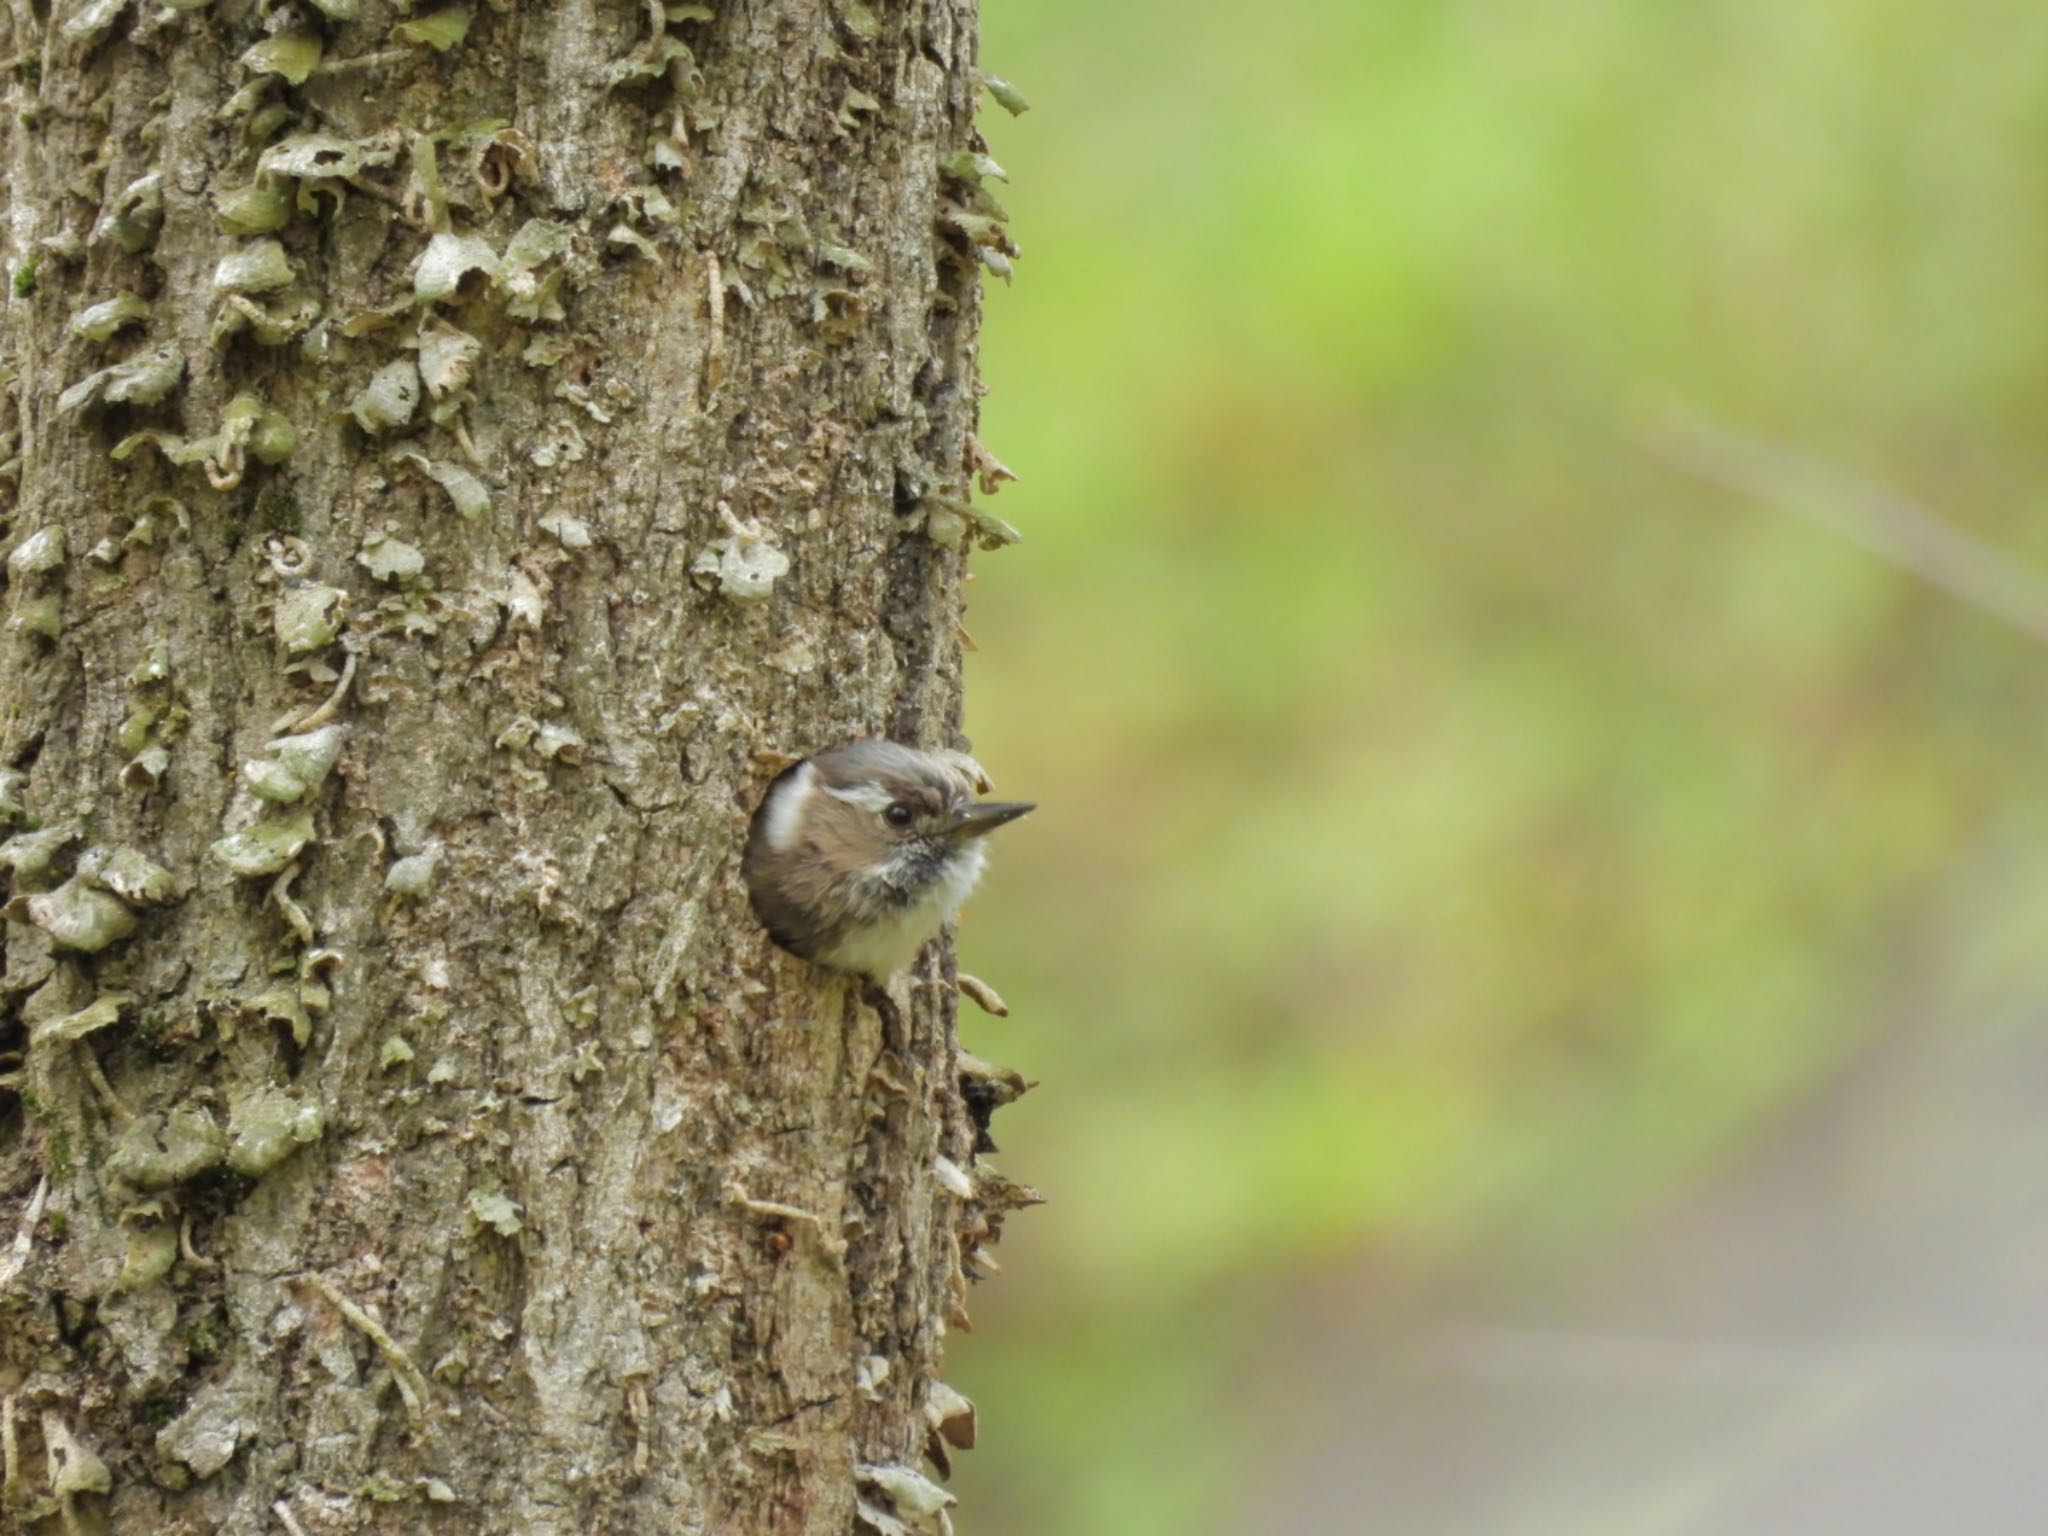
[825,781,897,814]
[762,762,819,851]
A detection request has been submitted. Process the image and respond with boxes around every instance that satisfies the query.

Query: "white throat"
[819,839,990,980]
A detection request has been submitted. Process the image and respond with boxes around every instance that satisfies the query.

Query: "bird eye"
[884,802,914,828]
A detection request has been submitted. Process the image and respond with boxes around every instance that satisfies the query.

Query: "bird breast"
[818,838,989,980]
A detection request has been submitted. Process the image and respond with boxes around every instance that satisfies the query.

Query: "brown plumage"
[742,740,1033,980]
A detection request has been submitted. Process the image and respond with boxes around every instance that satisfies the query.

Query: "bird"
[742,739,1033,981]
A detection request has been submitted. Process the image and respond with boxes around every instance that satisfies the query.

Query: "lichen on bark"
[0,1,1031,1532]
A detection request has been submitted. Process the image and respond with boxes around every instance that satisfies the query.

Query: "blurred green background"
[946,2,2048,1533]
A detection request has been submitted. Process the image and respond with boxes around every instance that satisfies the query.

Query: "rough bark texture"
[0,2,1029,1533]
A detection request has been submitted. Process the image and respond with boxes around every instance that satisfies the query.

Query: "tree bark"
[0,3,1029,1533]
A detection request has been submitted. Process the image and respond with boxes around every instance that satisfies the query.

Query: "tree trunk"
[0,3,1029,1533]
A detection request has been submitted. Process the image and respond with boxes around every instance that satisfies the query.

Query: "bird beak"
[945,801,1035,839]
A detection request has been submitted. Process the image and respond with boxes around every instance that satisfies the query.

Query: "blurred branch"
[1642,406,2048,645]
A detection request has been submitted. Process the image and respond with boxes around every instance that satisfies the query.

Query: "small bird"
[743,739,1033,981]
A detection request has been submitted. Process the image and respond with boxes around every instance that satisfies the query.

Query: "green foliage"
[953,1,2048,1532]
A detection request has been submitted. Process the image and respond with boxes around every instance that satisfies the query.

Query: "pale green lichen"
[241,984,312,1047]
[77,846,181,906]
[247,102,295,143]
[937,205,1008,250]
[465,1191,523,1236]
[43,1420,112,1502]
[336,297,419,340]
[211,810,315,878]
[242,759,310,803]
[214,240,296,296]
[358,530,425,581]
[112,395,295,479]
[130,641,171,686]
[397,451,490,520]
[816,241,874,275]
[94,173,165,254]
[58,345,186,415]
[690,513,790,601]
[69,294,151,342]
[969,508,1023,549]
[501,219,573,322]
[260,132,404,184]
[407,131,452,234]
[414,232,499,303]
[350,359,422,433]
[124,745,172,794]
[10,594,64,640]
[608,32,696,89]
[7,525,66,578]
[939,150,1009,186]
[157,1385,255,1481]
[213,292,322,349]
[539,513,592,549]
[110,430,206,467]
[272,724,346,789]
[2,823,82,879]
[241,34,324,85]
[914,493,1019,552]
[239,724,345,807]
[922,505,967,548]
[30,993,134,1049]
[245,407,298,465]
[63,0,131,42]
[607,224,660,261]
[226,1085,326,1176]
[274,584,347,653]
[835,0,880,41]
[16,879,139,953]
[523,334,573,368]
[384,843,442,895]
[218,78,275,125]
[107,1106,228,1191]
[115,1213,179,1294]
[119,702,162,754]
[215,182,293,237]
[358,1471,410,1503]
[394,7,473,51]
[977,69,1032,115]
[415,324,482,398]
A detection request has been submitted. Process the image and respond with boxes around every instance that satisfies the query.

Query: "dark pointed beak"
[945,801,1034,839]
